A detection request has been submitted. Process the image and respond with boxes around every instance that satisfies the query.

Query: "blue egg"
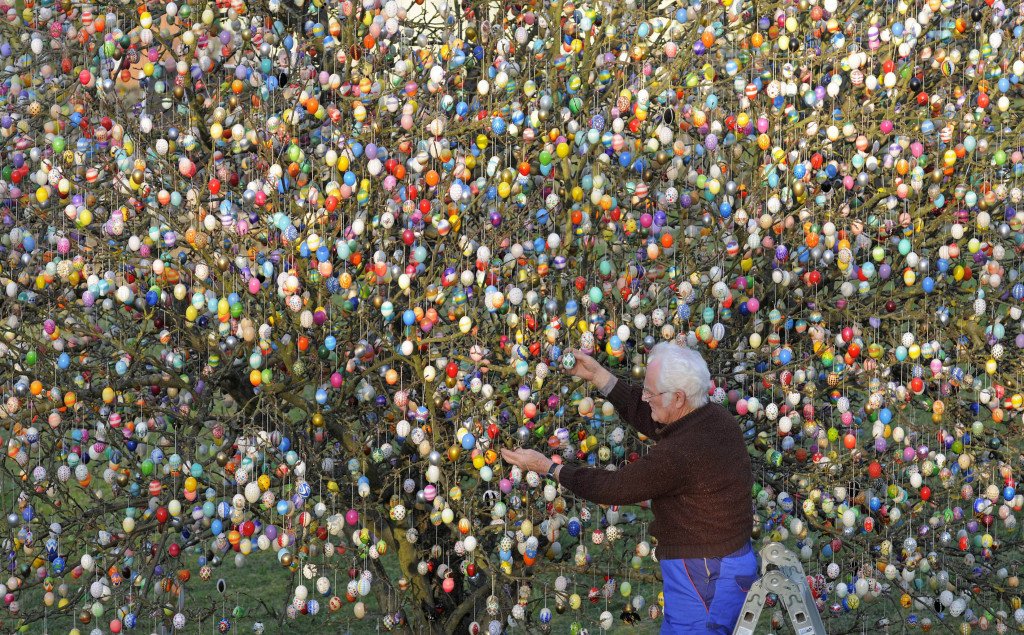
[461,433,476,450]
[325,335,337,350]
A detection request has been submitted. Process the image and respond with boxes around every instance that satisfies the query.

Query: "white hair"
[649,342,710,407]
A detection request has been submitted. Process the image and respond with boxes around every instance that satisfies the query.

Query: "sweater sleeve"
[558,445,680,506]
[605,378,658,439]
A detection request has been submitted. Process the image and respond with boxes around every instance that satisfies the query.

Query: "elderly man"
[502,342,756,634]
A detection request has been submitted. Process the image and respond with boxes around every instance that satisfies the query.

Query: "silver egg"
[427,451,442,466]
[516,426,530,444]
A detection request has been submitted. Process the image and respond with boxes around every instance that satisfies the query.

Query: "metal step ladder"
[733,543,826,635]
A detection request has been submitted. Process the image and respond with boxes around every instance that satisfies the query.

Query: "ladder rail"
[732,543,827,635]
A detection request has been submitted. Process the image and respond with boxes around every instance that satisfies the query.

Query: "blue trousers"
[659,542,759,634]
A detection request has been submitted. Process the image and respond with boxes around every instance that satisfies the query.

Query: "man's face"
[642,360,682,424]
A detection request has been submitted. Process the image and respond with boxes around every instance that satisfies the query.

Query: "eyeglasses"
[641,387,679,402]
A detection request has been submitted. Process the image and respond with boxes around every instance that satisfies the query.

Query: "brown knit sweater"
[558,379,754,559]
